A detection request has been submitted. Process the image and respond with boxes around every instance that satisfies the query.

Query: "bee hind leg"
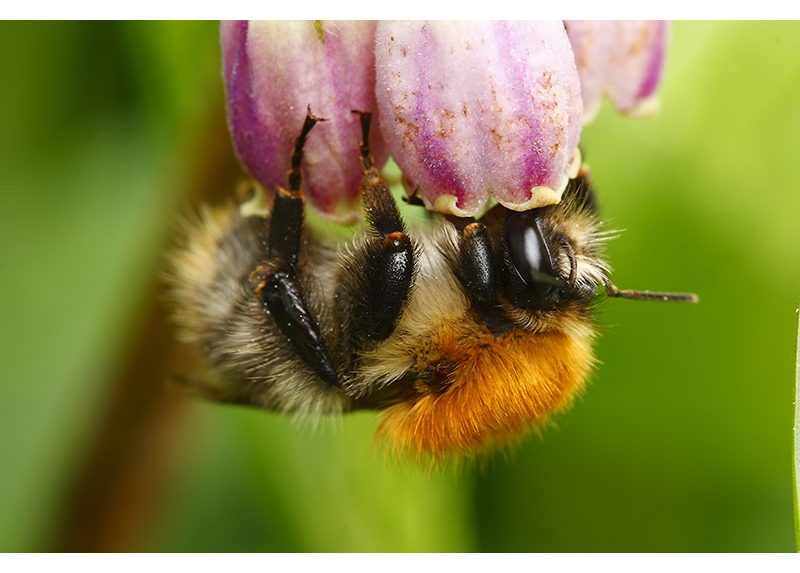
[251,109,339,387]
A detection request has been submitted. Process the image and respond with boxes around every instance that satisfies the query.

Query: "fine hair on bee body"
[165,109,697,463]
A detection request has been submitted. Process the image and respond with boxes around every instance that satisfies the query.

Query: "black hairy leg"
[445,213,515,336]
[446,215,497,305]
[337,112,416,351]
[266,110,320,265]
[252,109,339,386]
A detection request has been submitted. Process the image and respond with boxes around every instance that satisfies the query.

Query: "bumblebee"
[166,110,696,462]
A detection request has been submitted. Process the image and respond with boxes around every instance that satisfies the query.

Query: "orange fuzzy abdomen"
[377,326,594,460]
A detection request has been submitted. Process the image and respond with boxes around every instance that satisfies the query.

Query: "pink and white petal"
[375,21,583,217]
[566,20,668,123]
[222,20,386,220]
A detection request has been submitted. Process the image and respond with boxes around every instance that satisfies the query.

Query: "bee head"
[449,167,696,335]
[500,180,602,312]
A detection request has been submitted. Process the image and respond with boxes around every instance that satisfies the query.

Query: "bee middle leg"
[338,112,416,351]
[251,110,339,386]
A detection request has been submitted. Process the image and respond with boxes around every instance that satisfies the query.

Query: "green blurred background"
[1,21,798,552]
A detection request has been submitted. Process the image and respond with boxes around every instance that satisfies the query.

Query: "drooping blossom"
[221,20,387,221]
[565,20,668,123]
[374,21,583,217]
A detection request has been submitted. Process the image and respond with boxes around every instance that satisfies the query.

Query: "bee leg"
[251,262,338,385]
[346,111,416,342]
[443,214,515,334]
[446,216,497,304]
[252,109,339,386]
[266,109,320,266]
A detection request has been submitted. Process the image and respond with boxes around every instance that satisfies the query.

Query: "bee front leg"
[446,215,497,305]
[251,110,339,386]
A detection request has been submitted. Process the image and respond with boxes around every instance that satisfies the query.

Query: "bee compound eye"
[504,211,563,294]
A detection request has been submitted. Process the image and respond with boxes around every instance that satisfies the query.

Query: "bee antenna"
[604,279,698,303]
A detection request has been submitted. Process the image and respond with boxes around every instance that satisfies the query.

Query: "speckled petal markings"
[221,20,387,221]
[375,21,583,217]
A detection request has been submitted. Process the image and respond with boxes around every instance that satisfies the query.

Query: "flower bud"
[565,20,668,123]
[221,20,387,220]
[374,21,583,217]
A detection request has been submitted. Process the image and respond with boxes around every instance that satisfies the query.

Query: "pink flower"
[222,21,669,220]
[221,20,387,221]
[565,20,669,123]
[374,21,583,218]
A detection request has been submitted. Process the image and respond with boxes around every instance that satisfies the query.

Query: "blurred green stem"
[49,100,241,552]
